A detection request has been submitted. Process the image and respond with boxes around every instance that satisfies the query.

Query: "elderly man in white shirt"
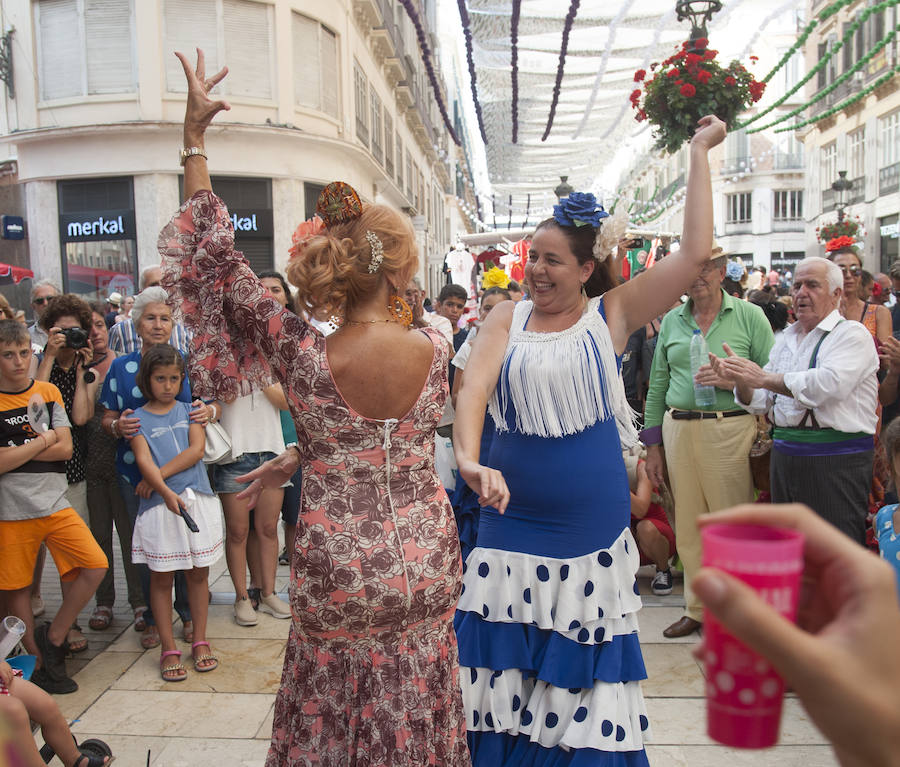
[711,256,879,544]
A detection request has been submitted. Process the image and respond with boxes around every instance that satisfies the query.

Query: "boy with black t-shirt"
[0,320,107,694]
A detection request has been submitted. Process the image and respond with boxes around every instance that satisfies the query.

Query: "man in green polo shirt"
[643,246,774,638]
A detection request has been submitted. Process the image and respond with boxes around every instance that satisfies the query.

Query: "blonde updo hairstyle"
[286,203,418,320]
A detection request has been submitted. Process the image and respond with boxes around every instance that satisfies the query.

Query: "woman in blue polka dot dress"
[99,287,214,649]
[452,117,726,765]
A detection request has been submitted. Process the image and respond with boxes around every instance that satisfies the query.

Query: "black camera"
[61,327,89,349]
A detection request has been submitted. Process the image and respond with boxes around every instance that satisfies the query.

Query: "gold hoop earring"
[388,294,413,327]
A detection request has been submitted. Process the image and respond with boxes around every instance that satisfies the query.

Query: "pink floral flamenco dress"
[159,190,469,767]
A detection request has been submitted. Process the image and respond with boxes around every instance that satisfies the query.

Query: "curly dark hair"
[40,294,92,332]
[136,343,184,401]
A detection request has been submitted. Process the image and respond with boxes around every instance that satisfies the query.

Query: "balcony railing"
[822,187,834,211]
[774,152,804,170]
[722,156,753,174]
[848,176,865,205]
[880,162,900,197]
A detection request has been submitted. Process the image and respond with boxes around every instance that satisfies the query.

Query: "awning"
[0,263,34,284]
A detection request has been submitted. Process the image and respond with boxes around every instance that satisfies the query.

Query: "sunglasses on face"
[838,265,861,276]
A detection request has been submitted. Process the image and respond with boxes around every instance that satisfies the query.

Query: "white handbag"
[203,421,233,465]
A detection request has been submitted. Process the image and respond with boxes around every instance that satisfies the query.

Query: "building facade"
[0,0,459,306]
[799,0,899,272]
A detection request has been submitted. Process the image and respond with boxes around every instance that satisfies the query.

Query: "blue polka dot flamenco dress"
[454,297,651,766]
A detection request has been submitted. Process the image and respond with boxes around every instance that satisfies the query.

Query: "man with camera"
[31,295,100,658]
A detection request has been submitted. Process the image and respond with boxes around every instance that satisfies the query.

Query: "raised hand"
[175,48,231,146]
[690,114,727,150]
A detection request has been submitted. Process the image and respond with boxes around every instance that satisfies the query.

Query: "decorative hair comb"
[316,181,364,227]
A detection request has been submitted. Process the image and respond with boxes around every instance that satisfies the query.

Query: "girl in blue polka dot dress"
[875,418,900,598]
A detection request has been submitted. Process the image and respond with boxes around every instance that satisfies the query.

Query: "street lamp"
[554,175,574,201]
[832,170,852,222]
[675,0,723,43]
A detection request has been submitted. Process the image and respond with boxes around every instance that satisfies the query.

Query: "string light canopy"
[459,0,795,219]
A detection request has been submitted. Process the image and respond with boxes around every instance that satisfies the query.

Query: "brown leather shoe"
[663,616,702,638]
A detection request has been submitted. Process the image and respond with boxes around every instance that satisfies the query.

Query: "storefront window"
[58,177,137,300]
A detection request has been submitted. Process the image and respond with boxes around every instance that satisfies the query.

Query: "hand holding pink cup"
[700,523,805,749]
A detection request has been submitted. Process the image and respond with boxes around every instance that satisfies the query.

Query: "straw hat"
[108,292,123,307]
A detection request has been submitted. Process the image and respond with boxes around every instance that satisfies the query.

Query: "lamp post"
[832,170,852,222]
[554,175,574,201]
[675,0,723,44]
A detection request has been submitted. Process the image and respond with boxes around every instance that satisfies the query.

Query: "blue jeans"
[117,475,191,626]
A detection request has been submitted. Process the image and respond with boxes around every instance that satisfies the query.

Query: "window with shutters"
[773,190,803,220]
[35,0,136,101]
[396,133,404,188]
[164,0,274,100]
[726,192,752,223]
[384,114,395,177]
[849,128,865,179]
[293,13,339,118]
[821,142,837,188]
[406,150,413,199]
[370,87,383,165]
[880,111,899,168]
[354,61,369,146]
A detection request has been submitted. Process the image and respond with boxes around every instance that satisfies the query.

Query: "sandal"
[140,625,160,650]
[182,620,194,644]
[88,605,113,631]
[67,626,88,654]
[133,607,147,632]
[191,640,218,673]
[72,754,114,767]
[159,650,187,682]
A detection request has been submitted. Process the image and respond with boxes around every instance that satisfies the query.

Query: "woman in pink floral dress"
[158,50,468,766]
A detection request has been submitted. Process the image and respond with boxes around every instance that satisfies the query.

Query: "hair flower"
[825,235,857,253]
[288,215,325,260]
[482,266,510,290]
[553,192,609,229]
[725,260,744,281]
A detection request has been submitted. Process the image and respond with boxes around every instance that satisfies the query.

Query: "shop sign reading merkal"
[230,209,273,238]
[60,209,136,243]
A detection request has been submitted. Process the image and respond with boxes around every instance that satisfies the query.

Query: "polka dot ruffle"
[458,528,642,644]
[461,667,650,751]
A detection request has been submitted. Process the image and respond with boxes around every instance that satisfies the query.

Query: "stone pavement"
[25,544,841,766]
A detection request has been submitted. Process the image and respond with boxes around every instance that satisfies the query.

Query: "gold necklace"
[344,317,397,325]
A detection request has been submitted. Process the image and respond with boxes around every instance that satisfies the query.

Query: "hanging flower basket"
[631,38,765,154]
[816,215,864,243]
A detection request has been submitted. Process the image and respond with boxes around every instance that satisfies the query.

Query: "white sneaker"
[234,596,259,626]
[651,569,674,596]
[258,592,291,619]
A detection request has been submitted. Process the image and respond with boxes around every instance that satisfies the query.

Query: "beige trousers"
[661,410,757,621]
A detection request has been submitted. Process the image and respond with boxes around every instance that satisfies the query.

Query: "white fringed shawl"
[488,297,640,448]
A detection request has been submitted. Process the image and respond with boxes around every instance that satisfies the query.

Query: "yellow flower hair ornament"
[482,266,510,290]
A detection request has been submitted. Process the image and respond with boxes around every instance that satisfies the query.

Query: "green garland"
[756,0,856,90]
[633,182,678,224]
[773,64,900,131]
[746,19,899,133]
[740,0,898,131]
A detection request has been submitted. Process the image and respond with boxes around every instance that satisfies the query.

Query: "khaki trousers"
[662,410,757,621]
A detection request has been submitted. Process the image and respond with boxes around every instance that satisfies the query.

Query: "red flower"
[636,109,647,122]
[704,49,718,60]
[749,80,766,102]
[634,69,646,81]
[667,68,681,78]
[825,235,856,252]
[680,83,696,97]
[694,37,709,49]
[695,69,712,84]
[630,88,642,104]
[724,75,737,86]
[686,52,702,66]
[750,55,759,62]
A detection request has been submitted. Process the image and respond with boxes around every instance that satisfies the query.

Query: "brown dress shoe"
[663,616,702,638]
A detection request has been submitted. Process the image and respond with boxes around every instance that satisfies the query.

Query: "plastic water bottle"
[690,329,716,407]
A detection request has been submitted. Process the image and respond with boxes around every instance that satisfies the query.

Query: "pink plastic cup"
[700,523,805,749]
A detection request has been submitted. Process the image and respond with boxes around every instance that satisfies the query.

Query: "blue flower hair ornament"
[553,192,610,229]
[725,260,744,282]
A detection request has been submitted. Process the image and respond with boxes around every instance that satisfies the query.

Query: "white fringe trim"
[489,297,640,447]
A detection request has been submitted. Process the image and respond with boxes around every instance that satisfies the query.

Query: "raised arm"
[175,49,230,201]
[604,115,726,351]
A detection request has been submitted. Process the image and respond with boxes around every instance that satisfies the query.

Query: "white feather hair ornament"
[592,207,629,263]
